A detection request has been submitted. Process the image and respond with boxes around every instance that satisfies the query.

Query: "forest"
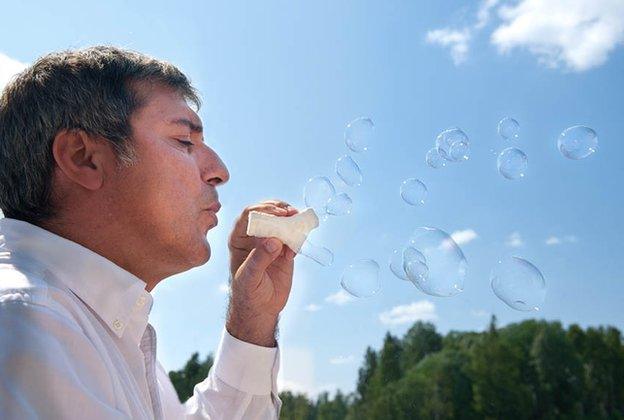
[169,317,624,419]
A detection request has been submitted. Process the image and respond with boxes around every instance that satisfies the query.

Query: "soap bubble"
[345,117,374,153]
[335,155,363,187]
[426,147,447,169]
[405,258,429,286]
[435,128,470,162]
[389,247,427,281]
[406,227,467,297]
[341,259,381,298]
[326,192,353,216]
[558,125,598,160]
[304,176,335,214]
[497,117,520,140]
[490,256,546,311]
[300,241,334,267]
[497,147,527,180]
[400,178,427,206]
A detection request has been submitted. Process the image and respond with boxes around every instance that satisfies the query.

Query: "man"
[0,46,297,419]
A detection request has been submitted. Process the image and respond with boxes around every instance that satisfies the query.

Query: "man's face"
[109,85,229,278]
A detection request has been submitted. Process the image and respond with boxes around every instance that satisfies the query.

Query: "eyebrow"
[169,118,203,133]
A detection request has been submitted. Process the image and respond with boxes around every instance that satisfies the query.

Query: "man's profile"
[0,46,297,419]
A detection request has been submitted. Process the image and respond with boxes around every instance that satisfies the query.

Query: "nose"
[201,146,230,187]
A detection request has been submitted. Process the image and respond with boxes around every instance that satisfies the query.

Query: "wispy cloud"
[303,303,321,312]
[505,231,524,248]
[545,235,579,246]
[379,301,437,326]
[491,0,624,72]
[471,309,490,317]
[217,282,230,294]
[0,52,27,91]
[426,28,472,65]
[450,229,479,246]
[329,355,355,365]
[426,0,624,71]
[325,289,355,306]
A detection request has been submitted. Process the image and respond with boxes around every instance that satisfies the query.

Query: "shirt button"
[135,296,147,307]
[113,319,124,330]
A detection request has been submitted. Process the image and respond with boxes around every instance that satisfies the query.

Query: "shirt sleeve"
[0,300,128,419]
[158,327,282,420]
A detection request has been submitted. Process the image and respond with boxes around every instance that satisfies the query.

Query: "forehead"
[132,83,202,129]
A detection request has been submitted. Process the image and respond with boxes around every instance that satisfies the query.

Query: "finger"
[237,238,284,283]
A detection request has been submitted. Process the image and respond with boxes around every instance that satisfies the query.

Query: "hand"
[226,200,299,347]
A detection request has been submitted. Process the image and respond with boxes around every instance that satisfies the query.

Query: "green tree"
[168,352,214,403]
[279,391,316,420]
[401,321,443,371]
[468,316,533,419]
[530,322,583,418]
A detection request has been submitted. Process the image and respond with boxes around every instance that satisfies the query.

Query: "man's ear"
[51,129,108,191]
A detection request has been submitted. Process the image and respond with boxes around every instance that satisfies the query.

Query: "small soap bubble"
[304,176,335,214]
[341,259,381,298]
[426,147,447,169]
[335,155,363,187]
[498,117,520,140]
[400,178,427,206]
[344,117,374,153]
[435,128,470,162]
[558,125,598,160]
[497,147,527,180]
[389,247,427,281]
[407,227,467,297]
[490,256,546,311]
[326,192,353,216]
[300,241,334,267]
[405,259,429,285]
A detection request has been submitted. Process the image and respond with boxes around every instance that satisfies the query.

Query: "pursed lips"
[203,202,221,228]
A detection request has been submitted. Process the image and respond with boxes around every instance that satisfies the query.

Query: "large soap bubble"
[435,128,470,162]
[303,176,335,214]
[497,147,527,180]
[400,178,427,206]
[558,125,598,160]
[335,155,363,186]
[490,256,546,311]
[341,259,381,297]
[497,117,520,140]
[406,227,467,297]
[344,117,374,153]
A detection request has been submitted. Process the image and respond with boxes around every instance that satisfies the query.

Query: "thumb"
[238,238,283,280]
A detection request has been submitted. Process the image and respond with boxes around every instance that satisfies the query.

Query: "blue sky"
[1,0,623,397]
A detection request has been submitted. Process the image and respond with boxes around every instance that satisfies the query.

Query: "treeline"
[169,318,624,419]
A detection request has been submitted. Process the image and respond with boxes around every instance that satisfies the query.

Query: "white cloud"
[426,28,472,65]
[329,355,355,365]
[471,309,490,317]
[491,0,624,71]
[217,282,230,294]
[505,231,524,248]
[0,52,27,92]
[545,234,579,245]
[325,289,355,306]
[450,229,479,246]
[303,303,321,312]
[426,0,624,71]
[476,0,500,29]
[379,300,437,326]
[545,236,562,246]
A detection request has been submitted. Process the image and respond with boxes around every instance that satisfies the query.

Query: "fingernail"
[265,239,281,253]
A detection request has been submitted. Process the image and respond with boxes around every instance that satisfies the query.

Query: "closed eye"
[176,139,194,149]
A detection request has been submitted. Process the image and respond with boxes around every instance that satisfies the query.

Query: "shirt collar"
[0,217,153,344]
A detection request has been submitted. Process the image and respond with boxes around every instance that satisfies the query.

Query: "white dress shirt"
[0,217,282,419]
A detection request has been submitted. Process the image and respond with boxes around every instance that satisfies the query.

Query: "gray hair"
[0,46,200,225]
